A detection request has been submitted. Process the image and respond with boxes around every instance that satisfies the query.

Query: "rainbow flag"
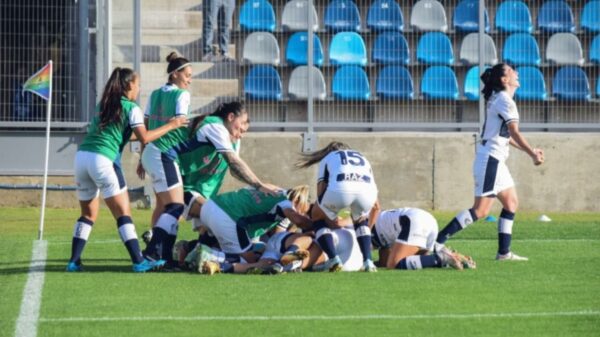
[23,62,52,101]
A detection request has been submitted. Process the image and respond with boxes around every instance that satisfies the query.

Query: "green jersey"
[212,188,293,239]
[79,97,143,162]
[176,116,237,198]
[146,85,190,152]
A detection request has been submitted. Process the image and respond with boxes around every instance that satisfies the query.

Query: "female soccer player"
[296,141,378,272]
[67,67,188,272]
[435,63,544,261]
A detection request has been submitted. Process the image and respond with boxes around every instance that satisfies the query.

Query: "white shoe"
[436,246,464,270]
[202,53,217,62]
[361,259,378,272]
[496,252,529,261]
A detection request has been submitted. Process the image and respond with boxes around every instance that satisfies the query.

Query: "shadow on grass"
[0,258,135,275]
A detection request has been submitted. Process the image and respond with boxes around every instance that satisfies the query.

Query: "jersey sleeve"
[197,123,235,152]
[497,94,519,124]
[176,91,190,116]
[129,106,145,128]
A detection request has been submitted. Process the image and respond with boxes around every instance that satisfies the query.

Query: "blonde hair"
[287,185,310,215]
[295,141,351,169]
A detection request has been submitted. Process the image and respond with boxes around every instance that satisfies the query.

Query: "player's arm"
[222,151,281,195]
[507,122,544,165]
[367,199,381,229]
[282,208,313,231]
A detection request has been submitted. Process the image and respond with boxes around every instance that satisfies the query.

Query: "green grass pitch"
[1,207,599,337]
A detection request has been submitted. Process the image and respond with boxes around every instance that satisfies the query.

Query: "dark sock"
[498,209,515,255]
[355,220,372,261]
[220,262,234,273]
[316,233,337,259]
[145,227,168,258]
[396,255,442,270]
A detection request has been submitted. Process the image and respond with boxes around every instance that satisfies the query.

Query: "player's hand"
[169,116,189,128]
[136,161,145,179]
[258,183,283,196]
[532,148,544,166]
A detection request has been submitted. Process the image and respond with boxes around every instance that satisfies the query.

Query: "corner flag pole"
[38,60,53,240]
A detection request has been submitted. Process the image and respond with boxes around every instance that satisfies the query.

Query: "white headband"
[168,62,191,75]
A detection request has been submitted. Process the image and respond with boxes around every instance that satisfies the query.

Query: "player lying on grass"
[369,201,475,271]
[296,141,379,272]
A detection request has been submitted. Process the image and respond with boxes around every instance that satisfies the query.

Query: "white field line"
[39,310,600,323]
[15,240,47,337]
[45,238,600,246]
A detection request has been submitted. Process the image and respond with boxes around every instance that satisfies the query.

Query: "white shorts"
[329,228,363,272]
[261,231,293,261]
[141,142,182,193]
[74,151,127,201]
[473,152,514,197]
[318,187,378,221]
[394,209,438,251]
[199,200,251,254]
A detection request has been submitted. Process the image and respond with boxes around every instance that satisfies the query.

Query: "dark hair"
[98,67,137,130]
[296,141,351,169]
[166,51,190,81]
[189,101,246,135]
[481,63,508,100]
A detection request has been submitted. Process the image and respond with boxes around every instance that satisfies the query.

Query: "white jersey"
[479,91,519,161]
[372,208,438,251]
[318,150,376,192]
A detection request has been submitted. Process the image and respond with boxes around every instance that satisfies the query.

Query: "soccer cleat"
[280,249,309,266]
[361,259,378,272]
[200,261,221,275]
[454,251,477,269]
[436,246,464,270]
[66,261,83,272]
[133,258,165,273]
[312,255,342,272]
[195,244,217,274]
[282,260,303,273]
[263,263,285,275]
[496,252,529,261]
[161,260,182,272]
[141,229,153,245]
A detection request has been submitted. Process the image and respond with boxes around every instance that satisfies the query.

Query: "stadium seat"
[376,65,414,99]
[285,32,324,66]
[538,0,575,33]
[239,0,276,32]
[495,0,533,33]
[416,32,454,65]
[464,66,484,101]
[288,66,327,100]
[591,35,600,64]
[372,32,410,65]
[453,0,490,33]
[421,66,459,100]
[552,66,591,101]
[329,32,367,66]
[515,66,547,101]
[367,0,404,32]
[324,0,361,32]
[242,32,280,65]
[410,0,448,32]
[244,65,282,100]
[459,33,497,66]
[581,1,600,33]
[597,76,600,98]
[502,33,541,66]
[281,0,319,32]
[332,66,371,100]
[546,33,584,65]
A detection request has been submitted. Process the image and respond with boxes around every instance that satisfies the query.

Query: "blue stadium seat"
[242,32,280,65]
[239,0,276,32]
[324,0,361,32]
[372,32,410,65]
[502,33,541,66]
[546,33,584,65]
[332,66,371,100]
[376,66,414,99]
[538,0,575,33]
[495,1,533,33]
[281,0,319,31]
[421,66,459,100]
[285,32,324,66]
[459,33,498,65]
[410,0,448,32]
[552,66,591,101]
[329,32,367,66]
[582,1,600,33]
[244,65,282,100]
[416,32,454,65]
[453,0,490,33]
[367,0,404,32]
[597,76,600,98]
[515,66,547,101]
[591,35,600,64]
[464,66,485,101]
[288,66,327,100]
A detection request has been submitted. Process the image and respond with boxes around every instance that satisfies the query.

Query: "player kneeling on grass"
[370,201,475,271]
[191,185,312,274]
[296,141,378,273]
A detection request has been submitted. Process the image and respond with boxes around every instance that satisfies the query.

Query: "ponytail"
[481,63,507,101]
[188,101,246,137]
[296,141,351,169]
[99,67,137,130]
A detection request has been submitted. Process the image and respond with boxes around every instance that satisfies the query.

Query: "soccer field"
[1,207,599,337]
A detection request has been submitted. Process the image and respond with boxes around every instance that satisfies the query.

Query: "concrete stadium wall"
[0,132,598,212]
